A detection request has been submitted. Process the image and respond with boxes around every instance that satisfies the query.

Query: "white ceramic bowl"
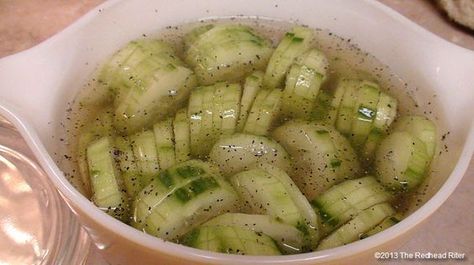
[0,0,473,264]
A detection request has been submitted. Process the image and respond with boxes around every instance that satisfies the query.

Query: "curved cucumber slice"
[375,131,430,191]
[130,130,160,186]
[393,115,436,158]
[335,79,360,135]
[220,83,242,135]
[133,160,238,240]
[229,164,319,249]
[174,108,191,163]
[87,137,129,222]
[272,121,361,200]
[264,26,313,89]
[153,118,176,170]
[114,136,143,197]
[350,81,380,148]
[237,71,264,131]
[185,24,273,85]
[113,41,197,133]
[317,203,395,250]
[243,89,282,136]
[360,214,401,239]
[203,213,304,254]
[373,92,398,132]
[133,160,216,230]
[311,176,391,235]
[76,107,114,196]
[209,133,291,177]
[182,225,281,255]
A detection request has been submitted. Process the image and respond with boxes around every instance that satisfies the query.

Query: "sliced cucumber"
[188,87,204,157]
[360,214,401,239]
[134,160,238,240]
[373,92,398,133]
[327,80,347,125]
[317,203,395,250]
[264,26,314,89]
[185,24,273,85]
[272,121,361,200]
[182,225,281,255]
[350,81,380,148]
[153,118,176,170]
[310,89,333,122]
[393,115,436,158]
[133,160,216,230]
[281,49,329,119]
[236,71,264,131]
[220,83,242,135]
[174,108,191,163]
[375,131,430,191]
[130,130,160,186]
[229,164,319,249]
[209,133,291,177]
[113,41,197,133]
[114,136,143,197]
[183,24,214,50]
[335,79,360,135]
[76,107,114,196]
[203,213,305,254]
[242,89,270,135]
[243,89,282,136]
[87,137,129,222]
[311,176,391,235]
[99,39,175,102]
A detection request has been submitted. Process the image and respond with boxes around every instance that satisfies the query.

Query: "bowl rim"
[1,0,473,263]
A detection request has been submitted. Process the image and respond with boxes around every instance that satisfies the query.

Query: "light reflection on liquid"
[0,150,47,265]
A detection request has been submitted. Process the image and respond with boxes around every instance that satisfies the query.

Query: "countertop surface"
[0,1,473,264]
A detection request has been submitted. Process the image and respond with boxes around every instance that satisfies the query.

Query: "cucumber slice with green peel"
[350,81,380,148]
[183,24,214,50]
[236,71,264,131]
[264,26,314,89]
[360,214,401,239]
[272,121,361,200]
[182,225,281,255]
[174,108,191,163]
[132,160,217,230]
[202,213,305,254]
[242,89,270,135]
[114,136,143,197]
[311,176,391,235]
[130,130,160,186]
[188,88,204,157]
[310,89,333,122]
[253,89,282,136]
[375,131,430,191]
[229,164,319,249]
[317,203,395,250]
[153,118,176,170]
[98,40,177,102]
[286,49,328,100]
[209,133,291,177]
[114,59,197,134]
[142,173,238,241]
[361,128,384,160]
[87,137,129,222]
[76,107,114,196]
[185,24,273,85]
[327,80,347,125]
[373,92,398,133]
[220,83,242,135]
[212,82,226,138]
[201,85,215,146]
[335,79,360,135]
[393,115,436,158]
